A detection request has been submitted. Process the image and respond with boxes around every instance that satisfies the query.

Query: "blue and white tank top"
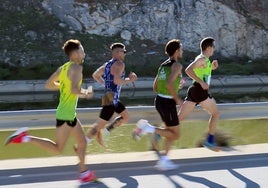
[103,59,125,104]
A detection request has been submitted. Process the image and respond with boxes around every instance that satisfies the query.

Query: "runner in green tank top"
[133,39,184,171]
[178,37,221,151]
[156,59,182,97]
[4,39,97,184]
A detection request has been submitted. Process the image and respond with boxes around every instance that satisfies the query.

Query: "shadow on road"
[0,153,267,187]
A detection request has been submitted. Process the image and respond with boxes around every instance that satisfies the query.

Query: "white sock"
[80,169,90,177]
[103,128,110,135]
[160,155,169,161]
[22,136,31,143]
[85,137,91,144]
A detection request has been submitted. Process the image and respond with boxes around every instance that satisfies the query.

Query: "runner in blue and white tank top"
[86,43,137,146]
[103,59,125,105]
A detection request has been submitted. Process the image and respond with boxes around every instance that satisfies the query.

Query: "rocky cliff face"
[0,0,267,75]
[42,0,268,59]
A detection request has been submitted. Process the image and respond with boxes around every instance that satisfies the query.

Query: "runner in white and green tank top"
[133,39,183,171]
[156,59,182,98]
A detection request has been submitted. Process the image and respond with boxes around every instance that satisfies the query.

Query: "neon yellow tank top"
[193,54,212,85]
[56,61,82,120]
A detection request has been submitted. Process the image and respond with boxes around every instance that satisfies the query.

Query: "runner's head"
[165,39,183,60]
[110,42,126,61]
[62,39,85,64]
[200,37,215,57]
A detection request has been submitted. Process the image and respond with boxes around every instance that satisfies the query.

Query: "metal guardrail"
[0,75,268,93]
[0,102,267,129]
[0,76,268,103]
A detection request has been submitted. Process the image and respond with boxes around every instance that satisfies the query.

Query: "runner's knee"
[121,113,129,123]
[168,128,180,140]
[77,139,87,150]
[173,130,180,140]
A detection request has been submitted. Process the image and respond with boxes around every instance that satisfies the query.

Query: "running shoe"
[79,170,98,184]
[154,159,179,171]
[203,141,221,152]
[4,127,28,145]
[132,119,151,140]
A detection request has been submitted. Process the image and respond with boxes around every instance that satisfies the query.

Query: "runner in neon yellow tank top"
[56,61,82,120]
[193,54,212,85]
[178,37,221,152]
[134,39,184,171]
[5,39,97,184]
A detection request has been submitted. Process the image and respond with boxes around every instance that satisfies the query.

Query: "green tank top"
[156,59,181,97]
[193,54,212,85]
[56,61,82,120]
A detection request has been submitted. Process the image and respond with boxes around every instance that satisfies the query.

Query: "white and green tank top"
[156,59,181,98]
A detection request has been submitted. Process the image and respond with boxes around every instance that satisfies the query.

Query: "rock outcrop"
[0,0,267,72]
[42,0,268,59]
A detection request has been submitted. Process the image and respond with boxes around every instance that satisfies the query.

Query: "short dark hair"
[110,43,125,50]
[200,37,215,51]
[62,39,81,56]
[165,39,181,57]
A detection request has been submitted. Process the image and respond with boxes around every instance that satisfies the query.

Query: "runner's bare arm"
[185,57,209,90]
[45,67,61,90]
[69,64,92,98]
[212,60,219,70]
[69,64,83,95]
[166,63,183,105]
[92,64,105,85]
[185,57,206,83]
[153,75,158,92]
[111,61,136,85]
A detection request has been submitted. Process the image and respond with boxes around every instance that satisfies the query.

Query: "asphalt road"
[0,152,267,188]
[0,104,267,187]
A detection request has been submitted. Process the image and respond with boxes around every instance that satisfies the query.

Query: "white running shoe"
[154,159,179,171]
[132,119,152,140]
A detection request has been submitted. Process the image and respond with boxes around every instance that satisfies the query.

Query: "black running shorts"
[99,101,126,121]
[185,82,212,104]
[155,95,179,127]
[56,117,77,127]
